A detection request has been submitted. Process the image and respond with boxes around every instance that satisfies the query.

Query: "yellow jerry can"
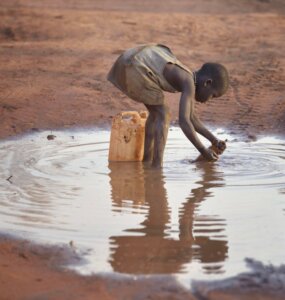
[108,111,148,161]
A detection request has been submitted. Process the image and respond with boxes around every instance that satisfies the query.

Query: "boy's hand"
[201,147,219,161]
[212,139,227,154]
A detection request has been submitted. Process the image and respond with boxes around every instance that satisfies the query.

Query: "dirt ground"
[0,0,285,139]
[0,0,285,299]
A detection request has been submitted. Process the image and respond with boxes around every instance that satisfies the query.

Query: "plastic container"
[108,111,148,161]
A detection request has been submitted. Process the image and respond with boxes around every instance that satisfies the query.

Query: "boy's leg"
[143,104,156,162]
[152,104,170,167]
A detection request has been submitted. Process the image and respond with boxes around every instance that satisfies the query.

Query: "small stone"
[47,134,56,140]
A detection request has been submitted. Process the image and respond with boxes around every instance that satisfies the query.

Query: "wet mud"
[193,258,285,300]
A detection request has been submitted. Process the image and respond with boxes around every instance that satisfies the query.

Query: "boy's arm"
[178,87,205,152]
[179,88,218,161]
[191,113,227,151]
[191,113,217,144]
[163,63,218,160]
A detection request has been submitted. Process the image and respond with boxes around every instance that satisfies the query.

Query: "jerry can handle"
[120,111,141,123]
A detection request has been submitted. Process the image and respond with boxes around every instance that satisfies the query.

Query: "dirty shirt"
[107,44,193,105]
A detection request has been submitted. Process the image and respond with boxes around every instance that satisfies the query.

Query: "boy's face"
[195,85,215,103]
[195,80,223,103]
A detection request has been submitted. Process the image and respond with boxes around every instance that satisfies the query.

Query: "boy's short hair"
[201,63,229,95]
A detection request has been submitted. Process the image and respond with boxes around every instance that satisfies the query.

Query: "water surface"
[0,128,284,283]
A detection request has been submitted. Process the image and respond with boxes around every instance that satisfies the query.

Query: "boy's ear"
[204,78,213,87]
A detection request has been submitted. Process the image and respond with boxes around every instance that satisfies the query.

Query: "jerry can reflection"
[108,111,148,161]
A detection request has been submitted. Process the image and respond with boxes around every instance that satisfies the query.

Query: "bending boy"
[108,44,229,167]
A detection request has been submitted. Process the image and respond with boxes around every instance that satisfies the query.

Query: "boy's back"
[107,44,193,105]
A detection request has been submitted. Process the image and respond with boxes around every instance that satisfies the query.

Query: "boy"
[108,44,229,167]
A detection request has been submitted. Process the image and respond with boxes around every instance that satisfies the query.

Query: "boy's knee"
[157,105,170,121]
[161,108,170,126]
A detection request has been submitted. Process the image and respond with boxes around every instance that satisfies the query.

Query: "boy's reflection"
[179,162,228,274]
[108,161,228,274]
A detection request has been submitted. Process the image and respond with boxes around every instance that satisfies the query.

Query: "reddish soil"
[0,236,196,300]
[1,236,283,300]
[0,0,284,299]
[0,0,284,140]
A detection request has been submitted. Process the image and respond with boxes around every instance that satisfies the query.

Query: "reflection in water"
[179,162,228,274]
[108,161,228,275]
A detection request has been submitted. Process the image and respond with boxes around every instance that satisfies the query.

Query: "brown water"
[0,128,284,284]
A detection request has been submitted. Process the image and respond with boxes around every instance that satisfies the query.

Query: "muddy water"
[0,128,284,283]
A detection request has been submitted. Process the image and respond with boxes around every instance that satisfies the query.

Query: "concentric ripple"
[0,128,284,281]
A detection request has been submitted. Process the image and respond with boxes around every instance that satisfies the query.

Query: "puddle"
[0,128,284,284]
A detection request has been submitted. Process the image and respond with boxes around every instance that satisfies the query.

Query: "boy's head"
[195,63,229,103]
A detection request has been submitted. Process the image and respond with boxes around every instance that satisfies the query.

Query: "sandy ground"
[0,0,285,299]
[0,0,285,139]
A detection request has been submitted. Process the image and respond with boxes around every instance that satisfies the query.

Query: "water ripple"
[0,128,284,281]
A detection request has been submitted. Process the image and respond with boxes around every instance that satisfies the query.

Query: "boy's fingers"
[209,149,219,160]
